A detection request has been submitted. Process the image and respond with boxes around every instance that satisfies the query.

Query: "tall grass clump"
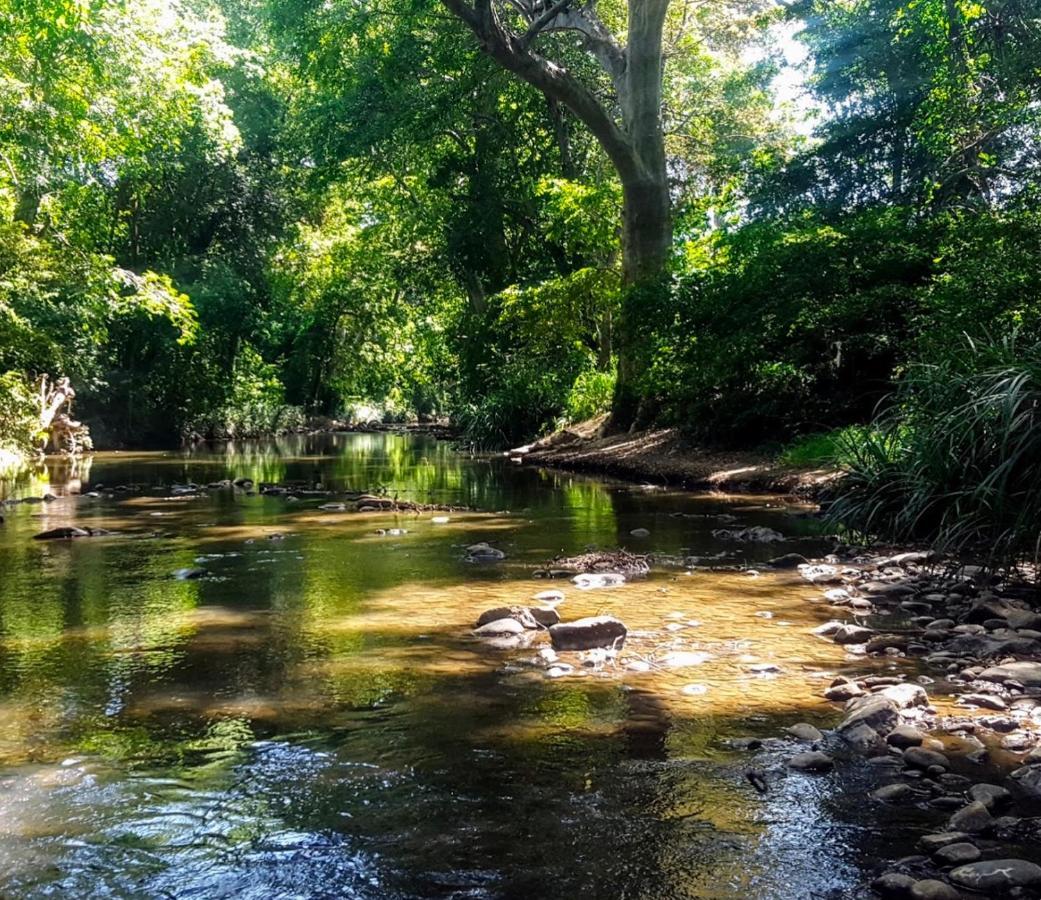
[828,336,1041,569]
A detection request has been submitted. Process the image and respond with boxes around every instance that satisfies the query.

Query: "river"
[0,432,939,898]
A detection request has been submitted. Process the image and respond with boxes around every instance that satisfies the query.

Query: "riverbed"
[0,432,984,898]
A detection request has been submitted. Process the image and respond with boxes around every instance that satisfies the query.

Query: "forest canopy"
[1,0,1040,453]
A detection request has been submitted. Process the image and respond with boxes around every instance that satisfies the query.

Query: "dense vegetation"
[2,0,1040,554]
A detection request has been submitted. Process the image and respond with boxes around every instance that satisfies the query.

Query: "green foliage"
[644,209,934,443]
[828,336,1041,569]
[778,426,876,468]
[455,267,619,446]
[0,371,42,455]
[186,345,304,440]
[563,368,616,424]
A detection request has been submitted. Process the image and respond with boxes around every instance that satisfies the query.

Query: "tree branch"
[440,0,643,182]
[520,0,573,48]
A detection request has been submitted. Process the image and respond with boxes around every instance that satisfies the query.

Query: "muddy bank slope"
[517,417,839,494]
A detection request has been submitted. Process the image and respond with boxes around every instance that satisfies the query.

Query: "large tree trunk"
[440,0,673,431]
[610,175,670,427]
[612,0,671,429]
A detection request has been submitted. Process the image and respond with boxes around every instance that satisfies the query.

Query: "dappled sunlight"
[0,434,943,897]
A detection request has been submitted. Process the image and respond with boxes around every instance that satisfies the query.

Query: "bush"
[454,268,619,447]
[643,208,935,443]
[563,368,615,424]
[0,371,43,457]
[779,426,876,467]
[185,345,304,440]
[827,336,1041,569]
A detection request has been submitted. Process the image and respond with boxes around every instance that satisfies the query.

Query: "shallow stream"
[0,432,949,898]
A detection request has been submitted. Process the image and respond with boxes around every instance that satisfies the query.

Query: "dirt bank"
[515,416,840,495]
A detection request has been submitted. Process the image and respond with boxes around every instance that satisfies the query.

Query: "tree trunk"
[611,174,670,428]
[14,187,41,225]
[440,0,674,429]
[610,0,671,429]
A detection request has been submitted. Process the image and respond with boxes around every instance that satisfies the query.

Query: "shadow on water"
[0,433,933,899]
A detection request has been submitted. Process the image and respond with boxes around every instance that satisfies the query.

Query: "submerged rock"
[712,526,785,542]
[871,783,916,803]
[33,526,109,541]
[465,542,506,562]
[660,650,712,668]
[787,751,833,772]
[767,553,808,569]
[833,624,874,645]
[572,572,626,590]
[475,607,538,629]
[549,616,627,651]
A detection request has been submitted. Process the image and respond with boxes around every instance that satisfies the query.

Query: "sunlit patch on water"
[0,432,945,898]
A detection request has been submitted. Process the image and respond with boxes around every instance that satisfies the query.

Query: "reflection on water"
[0,433,924,898]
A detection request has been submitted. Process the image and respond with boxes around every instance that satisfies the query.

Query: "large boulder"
[549,616,627,651]
[950,859,1041,893]
[978,661,1041,688]
[842,695,899,735]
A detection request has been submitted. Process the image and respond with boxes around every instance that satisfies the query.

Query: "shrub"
[563,368,616,424]
[827,335,1041,569]
[0,371,44,457]
[779,426,876,467]
[184,345,304,440]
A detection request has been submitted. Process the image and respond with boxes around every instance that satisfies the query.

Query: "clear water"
[0,433,941,898]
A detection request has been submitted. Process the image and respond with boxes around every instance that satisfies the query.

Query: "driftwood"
[37,375,92,455]
[545,549,651,576]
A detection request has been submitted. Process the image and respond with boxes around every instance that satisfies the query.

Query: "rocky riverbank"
[510,417,839,495]
[466,540,1041,899]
